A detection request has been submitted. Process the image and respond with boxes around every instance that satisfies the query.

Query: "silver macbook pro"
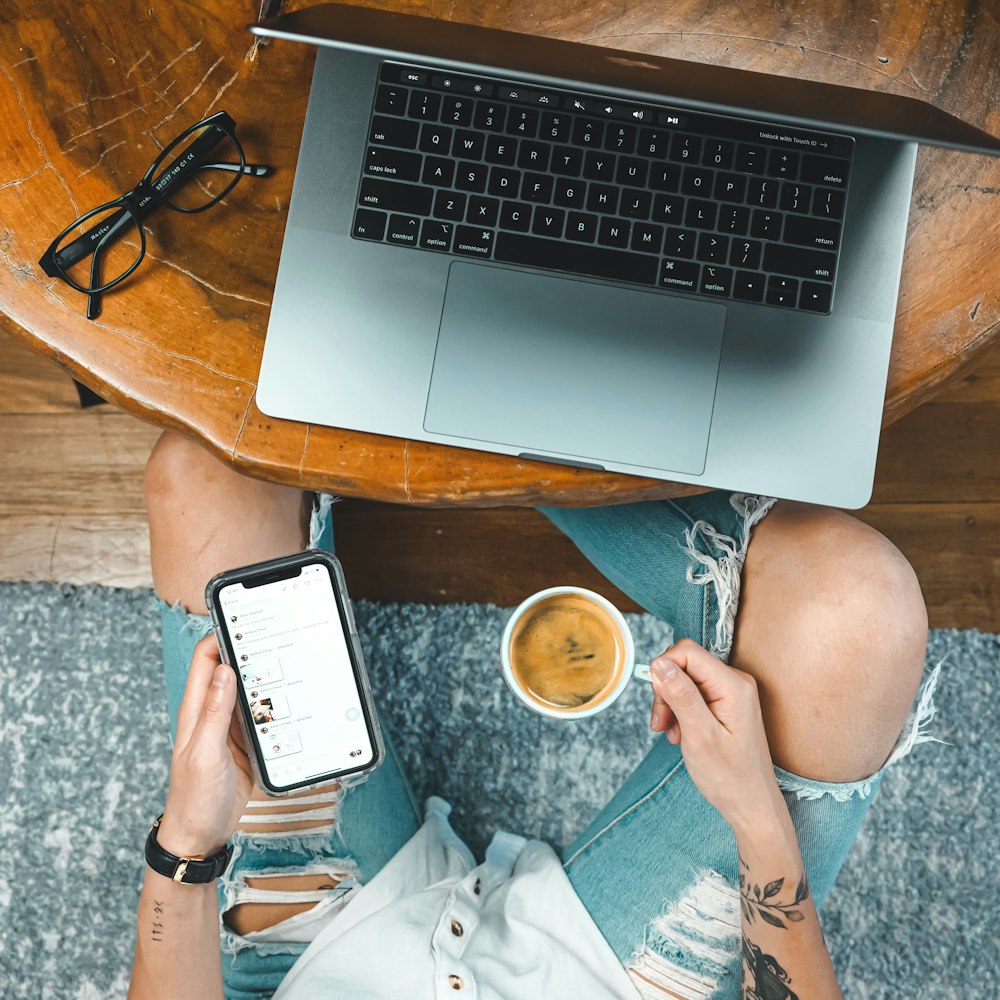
[251,3,1000,508]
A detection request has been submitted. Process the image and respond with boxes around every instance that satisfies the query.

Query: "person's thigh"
[545,491,930,998]
[153,464,420,1000]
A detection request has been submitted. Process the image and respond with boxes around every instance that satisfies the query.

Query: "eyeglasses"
[39,111,271,320]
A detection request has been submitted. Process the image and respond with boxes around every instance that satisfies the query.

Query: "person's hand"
[649,638,784,832]
[157,636,254,858]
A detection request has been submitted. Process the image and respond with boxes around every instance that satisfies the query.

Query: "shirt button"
[451,919,464,937]
[448,974,465,989]
[473,878,481,895]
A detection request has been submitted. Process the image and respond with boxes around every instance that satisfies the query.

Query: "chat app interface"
[220,564,374,788]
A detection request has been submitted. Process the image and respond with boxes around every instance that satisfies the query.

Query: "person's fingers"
[193,661,237,751]
[663,639,734,707]
[650,653,716,739]
[174,635,224,748]
[649,691,675,733]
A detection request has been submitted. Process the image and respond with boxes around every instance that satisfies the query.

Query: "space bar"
[494,233,658,286]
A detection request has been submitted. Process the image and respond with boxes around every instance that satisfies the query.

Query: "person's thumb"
[650,655,715,737]
[197,663,237,747]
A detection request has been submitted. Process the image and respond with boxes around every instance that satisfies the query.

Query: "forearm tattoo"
[152,899,165,942]
[739,855,810,1000]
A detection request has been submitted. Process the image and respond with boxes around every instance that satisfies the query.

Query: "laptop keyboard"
[352,62,853,314]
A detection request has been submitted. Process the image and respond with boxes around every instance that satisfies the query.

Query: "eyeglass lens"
[152,123,243,211]
[53,205,144,292]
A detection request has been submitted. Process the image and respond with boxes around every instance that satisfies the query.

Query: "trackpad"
[424,262,727,474]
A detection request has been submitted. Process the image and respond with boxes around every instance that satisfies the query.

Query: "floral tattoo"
[739,856,810,1000]
[738,855,809,929]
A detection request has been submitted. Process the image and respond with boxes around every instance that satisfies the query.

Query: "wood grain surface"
[1,0,998,505]
[1,331,997,628]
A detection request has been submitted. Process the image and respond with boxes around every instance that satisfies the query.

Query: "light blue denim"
[158,490,926,999]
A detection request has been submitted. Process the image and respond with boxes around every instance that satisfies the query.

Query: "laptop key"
[433,189,466,221]
[659,259,699,290]
[763,243,836,280]
[386,214,421,246]
[422,157,455,186]
[718,205,750,235]
[734,143,767,173]
[597,217,631,248]
[696,233,729,263]
[566,212,599,242]
[800,154,849,187]
[420,123,452,154]
[352,208,387,242]
[453,226,495,257]
[783,214,840,251]
[553,146,585,176]
[733,270,765,302]
[495,232,658,285]
[419,220,453,252]
[370,116,419,149]
[664,227,695,257]
[729,238,762,269]
[631,222,664,253]
[375,85,408,115]
[531,207,566,238]
[408,91,441,121]
[766,275,799,306]
[365,146,422,182]
[499,200,532,232]
[750,209,782,239]
[814,187,845,219]
[466,196,500,226]
[799,280,833,312]
[700,265,733,296]
[484,134,518,165]
[359,178,433,215]
[779,182,812,213]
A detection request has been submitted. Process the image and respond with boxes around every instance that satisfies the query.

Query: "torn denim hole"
[220,847,362,955]
[234,787,343,847]
[626,869,740,999]
[680,493,777,663]
[308,491,339,549]
[775,658,947,801]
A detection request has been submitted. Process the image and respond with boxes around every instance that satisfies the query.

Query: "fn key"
[353,208,386,241]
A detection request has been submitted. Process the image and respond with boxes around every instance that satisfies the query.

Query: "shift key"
[763,242,837,281]
[358,178,433,215]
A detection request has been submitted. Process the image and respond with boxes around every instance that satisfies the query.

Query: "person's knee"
[733,503,927,783]
[144,431,312,610]
[144,430,217,518]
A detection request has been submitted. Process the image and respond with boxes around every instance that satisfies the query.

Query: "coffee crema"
[508,593,625,712]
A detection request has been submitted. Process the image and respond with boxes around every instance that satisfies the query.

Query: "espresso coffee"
[508,593,625,711]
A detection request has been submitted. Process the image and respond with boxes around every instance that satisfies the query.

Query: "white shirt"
[272,797,640,999]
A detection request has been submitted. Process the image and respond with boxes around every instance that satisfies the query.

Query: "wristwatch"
[144,814,234,884]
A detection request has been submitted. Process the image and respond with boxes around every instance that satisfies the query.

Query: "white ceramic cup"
[501,586,652,720]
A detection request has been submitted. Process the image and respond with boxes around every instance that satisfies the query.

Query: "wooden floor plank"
[1,333,997,629]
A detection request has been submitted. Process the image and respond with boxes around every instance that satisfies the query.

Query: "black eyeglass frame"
[39,111,270,319]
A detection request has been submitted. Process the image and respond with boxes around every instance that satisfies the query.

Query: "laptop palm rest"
[424,262,727,475]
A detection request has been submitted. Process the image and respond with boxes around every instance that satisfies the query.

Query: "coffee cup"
[500,586,652,720]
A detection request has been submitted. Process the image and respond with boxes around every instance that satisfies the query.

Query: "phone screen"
[216,559,377,790]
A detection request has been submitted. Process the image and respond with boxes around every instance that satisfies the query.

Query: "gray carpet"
[0,582,997,999]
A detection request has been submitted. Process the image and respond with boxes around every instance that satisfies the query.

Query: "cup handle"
[633,662,652,683]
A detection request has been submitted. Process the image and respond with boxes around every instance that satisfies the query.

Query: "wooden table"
[2,0,998,507]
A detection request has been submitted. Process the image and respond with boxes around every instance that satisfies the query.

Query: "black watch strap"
[144,814,234,884]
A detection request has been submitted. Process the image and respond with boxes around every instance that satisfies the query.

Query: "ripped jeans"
[159,491,936,1000]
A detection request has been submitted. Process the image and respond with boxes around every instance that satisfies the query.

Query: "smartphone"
[205,550,383,796]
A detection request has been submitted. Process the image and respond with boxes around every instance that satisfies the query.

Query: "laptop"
[250,3,1000,508]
